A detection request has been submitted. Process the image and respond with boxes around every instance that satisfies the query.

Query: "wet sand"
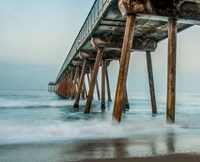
[0,138,200,162]
[80,153,200,162]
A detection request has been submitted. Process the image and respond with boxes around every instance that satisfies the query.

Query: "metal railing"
[56,0,116,82]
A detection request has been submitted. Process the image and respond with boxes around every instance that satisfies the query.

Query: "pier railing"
[56,0,116,82]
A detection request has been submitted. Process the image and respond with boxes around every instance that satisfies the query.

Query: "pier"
[48,82,56,92]
[54,0,200,123]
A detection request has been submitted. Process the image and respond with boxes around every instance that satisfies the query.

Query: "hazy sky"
[0,0,200,93]
[0,0,94,90]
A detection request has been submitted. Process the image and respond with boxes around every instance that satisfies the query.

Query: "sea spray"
[0,90,200,156]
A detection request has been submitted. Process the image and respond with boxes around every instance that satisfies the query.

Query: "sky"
[0,0,200,93]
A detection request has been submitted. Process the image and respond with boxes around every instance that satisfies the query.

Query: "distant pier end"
[48,82,56,92]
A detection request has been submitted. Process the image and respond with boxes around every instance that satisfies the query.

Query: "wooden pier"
[54,0,200,123]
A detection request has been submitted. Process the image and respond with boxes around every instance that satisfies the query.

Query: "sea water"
[0,90,200,161]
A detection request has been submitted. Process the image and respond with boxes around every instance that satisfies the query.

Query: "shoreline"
[1,138,200,162]
[80,153,200,162]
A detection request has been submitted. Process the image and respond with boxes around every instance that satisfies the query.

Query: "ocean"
[0,90,200,161]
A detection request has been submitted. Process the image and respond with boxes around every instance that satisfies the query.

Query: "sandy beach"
[80,153,200,162]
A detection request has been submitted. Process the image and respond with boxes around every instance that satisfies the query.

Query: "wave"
[0,99,73,109]
[1,113,200,145]
[0,117,169,145]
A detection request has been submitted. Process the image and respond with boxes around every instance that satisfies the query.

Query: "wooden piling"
[61,79,64,96]
[57,81,60,95]
[59,80,62,96]
[87,73,90,86]
[112,15,136,123]
[65,73,69,98]
[106,65,112,101]
[101,59,106,109]
[63,75,68,98]
[146,51,157,114]
[58,83,61,95]
[125,87,130,110]
[74,60,87,108]
[82,80,87,99]
[85,48,103,113]
[122,87,129,112]
[167,18,177,123]
[62,78,65,97]
[57,83,60,94]
[61,78,65,97]
[71,66,79,99]
[118,59,129,111]
[67,71,74,99]
[96,79,101,101]
[87,71,94,100]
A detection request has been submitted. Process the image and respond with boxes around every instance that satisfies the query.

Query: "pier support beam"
[106,65,112,101]
[146,51,157,114]
[63,74,68,98]
[61,78,65,97]
[167,18,177,123]
[101,59,106,109]
[90,66,100,100]
[112,15,136,123]
[87,73,90,86]
[125,87,130,110]
[74,60,87,108]
[96,79,101,101]
[85,48,104,113]
[71,66,79,99]
[66,71,74,99]
[82,80,87,99]
[122,87,129,112]
[87,72,94,100]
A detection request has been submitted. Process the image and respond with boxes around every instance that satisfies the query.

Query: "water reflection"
[61,138,130,161]
[166,130,176,153]
[59,131,176,161]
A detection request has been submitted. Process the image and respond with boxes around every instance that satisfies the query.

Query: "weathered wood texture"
[87,70,94,100]
[112,15,136,122]
[106,66,112,101]
[61,78,66,97]
[67,71,74,99]
[83,80,87,98]
[125,86,130,110]
[87,73,90,86]
[90,66,100,100]
[91,36,157,52]
[96,79,101,101]
[85,48,103,114]
[101,59,106,109]
[74,60,87,108]
[71,66,80,99]
[146,51,157,114]
[63,74,68,98]
[166,18,177,123]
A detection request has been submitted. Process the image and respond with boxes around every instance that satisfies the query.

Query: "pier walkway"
[54,0,200,123]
